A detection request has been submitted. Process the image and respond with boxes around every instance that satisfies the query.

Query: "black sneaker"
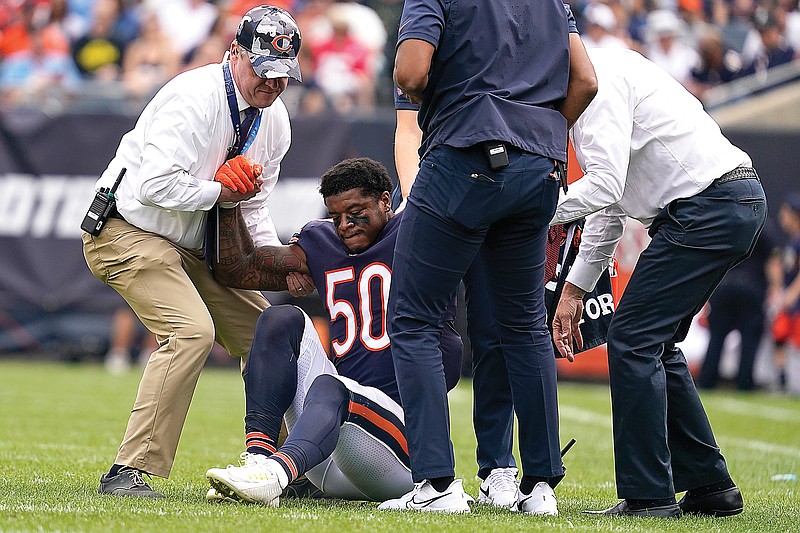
[281,476,325,499]
[98,468,165,498]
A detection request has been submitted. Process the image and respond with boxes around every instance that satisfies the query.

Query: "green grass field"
[0,359,798,532]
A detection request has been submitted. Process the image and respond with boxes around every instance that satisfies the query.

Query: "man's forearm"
[395,109,422,198]
[394,39,434,104]
[562,281,587,300]
[215,207,299,291]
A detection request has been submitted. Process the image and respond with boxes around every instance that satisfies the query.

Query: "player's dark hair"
[319,157,393,201]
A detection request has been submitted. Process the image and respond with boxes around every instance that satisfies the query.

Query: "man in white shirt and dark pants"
[81,6,302,498]
[552,48,764,518]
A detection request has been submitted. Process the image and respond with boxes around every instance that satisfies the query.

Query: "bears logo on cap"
[236,5,302,82]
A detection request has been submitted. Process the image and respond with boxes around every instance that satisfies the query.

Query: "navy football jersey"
[290,212,461,403]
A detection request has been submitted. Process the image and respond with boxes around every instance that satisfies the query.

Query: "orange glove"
[214,155,261,194]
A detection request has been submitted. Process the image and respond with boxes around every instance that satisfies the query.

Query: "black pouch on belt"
[483,141,509,170]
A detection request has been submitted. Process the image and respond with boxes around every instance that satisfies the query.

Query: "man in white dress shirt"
[81,5,302,498]
[552,48,764,518]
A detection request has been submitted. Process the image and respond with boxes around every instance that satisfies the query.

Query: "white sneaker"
[514,481,558,516]
[104,350,130,375]
[478,467,518,508]
[205,453,281,506]
[377,479,472,513]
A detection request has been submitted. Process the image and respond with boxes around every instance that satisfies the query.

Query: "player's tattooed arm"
[213,206,309,291]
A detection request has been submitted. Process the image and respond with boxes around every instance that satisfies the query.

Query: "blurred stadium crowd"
[1,0,799,116]
[0,0,396,115]
[1,0,798,393]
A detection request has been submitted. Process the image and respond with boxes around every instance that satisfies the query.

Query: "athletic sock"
[245,430,277,456]
[243,305,305,456]
[430,476,455,492]
[266,452,297,489]
[261,374,349,490]
[108,464,125,477]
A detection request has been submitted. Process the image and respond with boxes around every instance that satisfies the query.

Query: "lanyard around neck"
[222,62,262,160]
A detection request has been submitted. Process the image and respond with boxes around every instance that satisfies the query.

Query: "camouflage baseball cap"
[236,5,302,82]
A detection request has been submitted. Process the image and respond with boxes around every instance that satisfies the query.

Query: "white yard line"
[708,397,800,424]
[723,437,800,459]
[559,406,800,458]
[559,405,612,428]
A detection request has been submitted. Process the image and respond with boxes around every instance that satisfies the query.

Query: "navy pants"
[389,144,562,482]
[608,177,766,499]
[395,185,518,479]
[465,253,517,479]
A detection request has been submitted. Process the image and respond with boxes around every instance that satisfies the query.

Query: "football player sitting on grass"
[204,158,467,509]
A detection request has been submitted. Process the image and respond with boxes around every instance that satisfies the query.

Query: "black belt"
[109,210,126,222]
[716,167,758,184]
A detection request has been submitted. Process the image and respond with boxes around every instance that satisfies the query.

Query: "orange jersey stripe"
[348,400,408,455]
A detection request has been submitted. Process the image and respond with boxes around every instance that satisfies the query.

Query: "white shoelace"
[124,469,147,487]
[485,468,518,493]
[238,451,269,467]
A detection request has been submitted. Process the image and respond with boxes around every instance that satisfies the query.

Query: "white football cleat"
[377,479,473,513]
[205,453,281,506]
[205,487,236,503]
[478,467,518,508]
[514,481,558,516]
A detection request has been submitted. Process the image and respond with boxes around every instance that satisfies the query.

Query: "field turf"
[0,359,798,532]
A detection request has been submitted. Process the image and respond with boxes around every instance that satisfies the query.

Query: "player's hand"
[214,156,262,194]
[217,175,263,204]
[286,272,315,297]
[552,282,586,362]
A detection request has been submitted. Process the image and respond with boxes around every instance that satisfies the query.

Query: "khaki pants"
[82,218,269,477]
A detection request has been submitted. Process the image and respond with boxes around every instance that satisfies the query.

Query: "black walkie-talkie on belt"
[81,167,126,236]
